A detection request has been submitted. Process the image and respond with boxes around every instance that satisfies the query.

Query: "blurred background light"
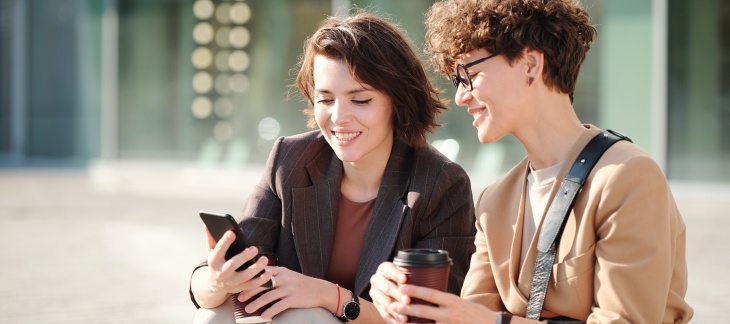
[215,26,231,48]
[191,96,213,119]
[191,47,213,69]
[193,0,214,20]
[215,3,232,24]
[258,117,281,141]
[229,26,250,48]
[229,73,250,93]
[214,74,231,94]
[214,97,234,118]
[192,22,214,45]
[432,138,460,162]
[228,50,249,72]
[192,71,213,94]
[213,121,234,142]
[230,3,252,24]
[214,50,231,72]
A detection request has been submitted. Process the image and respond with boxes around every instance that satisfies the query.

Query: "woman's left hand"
[389,284,496,324]
[236,266,334,319]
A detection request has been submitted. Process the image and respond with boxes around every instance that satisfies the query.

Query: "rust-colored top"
[325,194,375,291]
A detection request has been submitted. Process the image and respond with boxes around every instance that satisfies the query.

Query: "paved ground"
[0,163,728,323]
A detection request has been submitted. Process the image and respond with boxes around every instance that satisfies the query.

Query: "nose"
[454,85,473,107]
[330,100,350,125]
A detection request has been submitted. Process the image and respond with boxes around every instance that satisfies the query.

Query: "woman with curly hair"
[190,11,476,324]
[369,0,693,323]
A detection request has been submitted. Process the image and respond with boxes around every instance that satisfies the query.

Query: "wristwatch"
[337,289,360,322]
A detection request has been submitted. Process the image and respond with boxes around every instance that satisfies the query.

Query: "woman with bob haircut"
[370,0,693,323]
[189,11,476,323]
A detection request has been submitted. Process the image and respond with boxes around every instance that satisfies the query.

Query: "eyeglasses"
[451,53,499,91]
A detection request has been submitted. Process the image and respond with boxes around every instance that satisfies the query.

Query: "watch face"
[344,301,360,320]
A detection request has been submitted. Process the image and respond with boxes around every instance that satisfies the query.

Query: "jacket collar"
[291,135,412,296]
[354,139,412,295]
[489,125,603,313]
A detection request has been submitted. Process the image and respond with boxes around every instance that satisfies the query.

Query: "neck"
[340,147,392,203]
[514,92,585,170]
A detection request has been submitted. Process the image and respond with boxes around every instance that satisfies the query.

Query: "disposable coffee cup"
[393,248,452,323]
[231,247,278,324]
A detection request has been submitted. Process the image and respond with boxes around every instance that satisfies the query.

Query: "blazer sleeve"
[412,161,477,295]
[237,137,285,249]
[587,155,689,323]
[189,136,285,308]
[460,188,505,311]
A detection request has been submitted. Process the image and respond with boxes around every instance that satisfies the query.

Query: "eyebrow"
[314,87,372,95]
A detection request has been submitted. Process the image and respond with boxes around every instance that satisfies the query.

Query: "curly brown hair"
[294,12,449,147]
[425,0,596,97]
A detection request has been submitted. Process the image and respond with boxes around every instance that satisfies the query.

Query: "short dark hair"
[425,0,597,97]
[294,12,448,147]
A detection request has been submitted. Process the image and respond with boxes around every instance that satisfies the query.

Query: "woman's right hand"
[369,261,408,323]
[205,229,273,295]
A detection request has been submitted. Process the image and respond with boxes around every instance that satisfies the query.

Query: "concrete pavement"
[0,163,727,323]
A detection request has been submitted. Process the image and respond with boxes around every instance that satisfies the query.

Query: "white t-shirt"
[520,161,563,268]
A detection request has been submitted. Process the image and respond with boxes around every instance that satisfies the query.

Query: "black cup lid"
[393,248,452,267]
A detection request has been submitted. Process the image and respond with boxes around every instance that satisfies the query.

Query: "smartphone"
[199,210,254,272]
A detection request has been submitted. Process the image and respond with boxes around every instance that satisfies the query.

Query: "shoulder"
[276,130,327,149]
[592,140,665,182]
[413,144,466,172]
[266,130,332,175]
[477,158,529,203]
[272,130,330,158]
[409,143,470,182]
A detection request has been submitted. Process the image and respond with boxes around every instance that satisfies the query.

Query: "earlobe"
[524,50,541,74]
[523,48,543,85]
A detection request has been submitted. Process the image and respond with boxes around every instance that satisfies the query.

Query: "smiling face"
[313,55,394,165]
[454,48,531,144]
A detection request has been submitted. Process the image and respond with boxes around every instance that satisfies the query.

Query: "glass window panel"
[668,0,730,181]
[116,0,331,164]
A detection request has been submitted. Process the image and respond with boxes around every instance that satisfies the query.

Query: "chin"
[477,131,499,145]
[333,151,360,163]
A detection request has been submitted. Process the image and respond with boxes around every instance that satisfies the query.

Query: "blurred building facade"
[0,0,728,182]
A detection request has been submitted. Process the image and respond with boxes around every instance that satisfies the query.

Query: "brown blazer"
[462,125,692,323]
[191,130,476,306]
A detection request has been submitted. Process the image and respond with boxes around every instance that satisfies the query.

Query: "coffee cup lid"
[393,248,452,267]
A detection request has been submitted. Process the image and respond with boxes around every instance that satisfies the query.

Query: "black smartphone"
[199,210,254,271]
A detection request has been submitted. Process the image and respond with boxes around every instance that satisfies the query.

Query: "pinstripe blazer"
[199,130,476,302]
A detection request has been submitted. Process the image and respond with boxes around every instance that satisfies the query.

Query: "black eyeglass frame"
[451,53,499,91]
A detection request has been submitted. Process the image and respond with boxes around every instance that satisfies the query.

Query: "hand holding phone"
[199,210,255,272]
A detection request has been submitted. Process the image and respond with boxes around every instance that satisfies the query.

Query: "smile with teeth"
[469,107,485,117]
[333,131,361,141]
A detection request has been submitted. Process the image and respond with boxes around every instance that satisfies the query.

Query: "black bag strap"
[525,130,631,320]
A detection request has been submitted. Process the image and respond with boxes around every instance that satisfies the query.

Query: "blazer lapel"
[291,151,343,279]
[353,140,412,296]
[514,125,603,309]
[488,158,531,314]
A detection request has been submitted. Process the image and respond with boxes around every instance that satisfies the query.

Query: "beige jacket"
[462,125,693,323]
